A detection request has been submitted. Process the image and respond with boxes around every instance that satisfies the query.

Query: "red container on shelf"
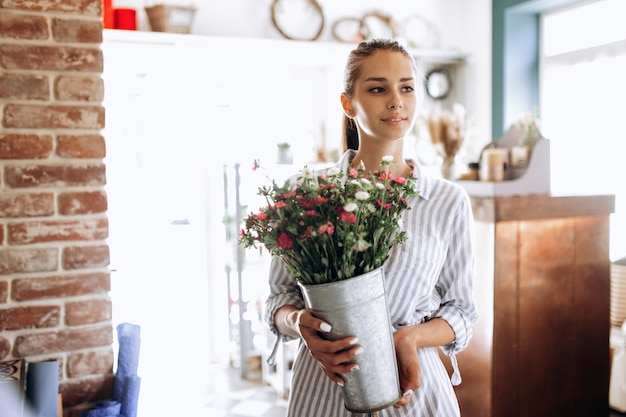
[103,0,114,28]
[114,8,137,30]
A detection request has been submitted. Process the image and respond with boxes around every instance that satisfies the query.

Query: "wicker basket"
[145,4,196,34]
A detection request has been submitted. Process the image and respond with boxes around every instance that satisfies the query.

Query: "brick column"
[1,1,114,415]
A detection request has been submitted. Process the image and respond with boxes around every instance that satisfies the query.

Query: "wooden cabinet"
[448,194,615,417]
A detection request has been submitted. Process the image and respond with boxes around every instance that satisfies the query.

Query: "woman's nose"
[387,93,403,109]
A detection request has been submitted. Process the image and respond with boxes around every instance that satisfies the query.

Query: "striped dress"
[265,150,479,417]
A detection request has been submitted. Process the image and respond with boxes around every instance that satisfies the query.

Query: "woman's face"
[346,50,418,143]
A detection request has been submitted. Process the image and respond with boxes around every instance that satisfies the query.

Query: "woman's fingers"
[295,309,364,383]
[314,338,363,385]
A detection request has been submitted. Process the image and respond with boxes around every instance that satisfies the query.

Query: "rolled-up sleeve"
[432,188,478,356]
[264,257,305,336]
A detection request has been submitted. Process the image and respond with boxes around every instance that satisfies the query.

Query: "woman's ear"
[340,93,354,118]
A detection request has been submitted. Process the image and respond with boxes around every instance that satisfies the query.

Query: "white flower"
[375,182,385,189]
[355,191,370,200]
[301,166,315,178]
[326,167,341,176]
[382,155,394,163]
[344,202,359,212]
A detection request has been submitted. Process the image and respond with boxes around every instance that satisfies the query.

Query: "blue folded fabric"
[81,401,122,417]
[120,375,140,417]
[113,323,141,402]
[81,323,141,417]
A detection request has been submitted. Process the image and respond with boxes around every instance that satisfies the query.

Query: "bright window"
[542,0,626,56]
[540,0,626,260]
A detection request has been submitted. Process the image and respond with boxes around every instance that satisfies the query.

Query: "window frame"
[491,0,585,139]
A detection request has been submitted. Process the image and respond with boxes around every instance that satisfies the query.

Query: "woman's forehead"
[358,50,415,80]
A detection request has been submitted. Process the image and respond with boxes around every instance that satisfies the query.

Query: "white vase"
[277,145,293,164]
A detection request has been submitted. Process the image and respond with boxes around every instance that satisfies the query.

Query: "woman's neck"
[349,138,411,177]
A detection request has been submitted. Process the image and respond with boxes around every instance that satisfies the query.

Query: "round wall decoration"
[270,0,325,41]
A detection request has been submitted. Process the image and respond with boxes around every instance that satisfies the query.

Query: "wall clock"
[424,68,451,100]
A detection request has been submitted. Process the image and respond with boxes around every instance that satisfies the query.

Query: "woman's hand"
[391,318,455,408]
[392,325,421,408]
[284,307,363,386]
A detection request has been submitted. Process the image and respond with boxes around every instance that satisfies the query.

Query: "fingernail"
[320,322,332,332]
[351,365,360,372]
[402,389,414,398]
[336,380,344,387]
[354,347,364,355]
[349,337,358,345]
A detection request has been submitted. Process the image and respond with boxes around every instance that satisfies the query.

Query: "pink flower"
[300,199,315,209]
[377,199,391,210]
[277,233,293,249]
[318,221,335,235]
[340,211,356,224]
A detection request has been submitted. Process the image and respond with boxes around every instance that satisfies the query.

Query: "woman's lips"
[382,116,406,125]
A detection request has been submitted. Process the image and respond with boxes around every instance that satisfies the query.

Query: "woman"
[265,38,478,417]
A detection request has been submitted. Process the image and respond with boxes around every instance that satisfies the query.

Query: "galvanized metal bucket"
[299,267,401,413]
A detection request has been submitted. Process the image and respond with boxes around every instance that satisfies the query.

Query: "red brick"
[8,218,108,244]
[0,44,103,72]
[0,134,53,159]
[60,374,114,408]
[66,298,111,325]
[13,324,113,357]
[3,104,105,129]
[0,73,49,100]
[52,17,102,43]
[0,337,10,360]
[0,248,58,274]
[0,281,7,303]
[0,305,60,331]
[0,11,48,40]
[55,75,104,102]
[2,0,102,16]
[67,348,114,378]
[12,272,110,301]
[5,164,106,188]
[57,134,106,158]
[63,245,110,269]
[58,191,107,215]
[0,192,54,218]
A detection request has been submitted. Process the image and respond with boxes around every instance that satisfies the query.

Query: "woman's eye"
[402,86,415,93]
[369,87,385,93]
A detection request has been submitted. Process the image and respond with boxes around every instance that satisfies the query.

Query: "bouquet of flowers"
[239,156,419,285]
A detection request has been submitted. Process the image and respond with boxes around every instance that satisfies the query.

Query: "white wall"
[113,0,493,144]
